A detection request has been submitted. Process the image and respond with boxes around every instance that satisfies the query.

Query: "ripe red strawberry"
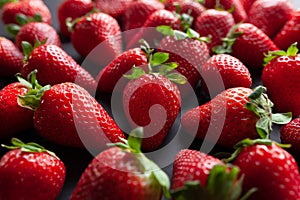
[194,9,235,52]
[97,48,148,93]
[262,43,300,117]
[126,9,181,49]
[70,12,122,65]
[274,10,300,50]
[18,79,125,149]
[94,0,134,19]
[230,139,300,200]
[248,0,293,38]
[181,86,291,149]
[214,23,279,71]
[281,118,300,152]
[70,127,171,200]
[21,43,97,93]
[240,0,257,13]
[0,36,23,77]
[0,138,66,200]
[57,0,93,37]
[201,54,252,95]
[1,0,51,25]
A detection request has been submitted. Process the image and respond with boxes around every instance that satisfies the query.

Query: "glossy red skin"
[281,118,300,152]
[248,0,293,38]
[172,149,222,190]
[71,147,162,200]
[0,82,33,139]
[1,0,51,25]
[0,37,23,77]
[262,55,300,117]
[274,11,300,50]
[94,0,134,19]
[15,22,61,51]
[126,9,181,49]
[157,36,210,89]
[34,82,125,149]
[57,0,93,37]
[233,143,300,200]
[71,12,122,66]
[195,9,235,52]
[21,44,97,93]
[202,54,252,95]
[0,149,66,200]
[182,87,259,149]
[97,48,148,93]
[123,74,181,151]
[232,23,279,71]
[240,0,257,13]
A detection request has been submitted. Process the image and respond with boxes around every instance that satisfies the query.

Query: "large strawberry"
[248,0,293,38]
[70,127,170,200]
[94,0,134,19]
[262,43,300,117]
[1,0,51,25]
[181,86,291,149]
[228,139,300,200]
[214,23,279,71]
[0,138,66,200]
[57,0,93,37]
[70,12,122,66]
[18,77,125,150]
[21,42,97,93]
[274,10,300,50]
[281,117,300,152]
[0,36,23,77]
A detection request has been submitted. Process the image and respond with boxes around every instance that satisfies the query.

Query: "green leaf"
[174,30,188,40]
[271,112,292,124]
[15,14,29,26]
[255,117,270,139]
[21,41,33,62]
[5,24,20,37]
[166,73,187,85]
[248,86,266,100]
[172,181,204,200]
[287,42,299,56]
[158,62,178,75]
[33,13,42,22]
[150,52,169,66]
[156,25,174,36]
[127,127,143,153]
[123,67,146,80]
[180,13,193,31]
[152,167,171,199]
[186,28,200,39]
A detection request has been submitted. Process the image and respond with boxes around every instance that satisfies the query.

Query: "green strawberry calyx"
[66,7,99,32]
[108,127,171,199]
[17,70,50,111]
[0,0,17,9]
[245,86,292,139]
[2,137,59,159]
[264,42,299,66]
[22,39,47,63]
[172,164,257,200]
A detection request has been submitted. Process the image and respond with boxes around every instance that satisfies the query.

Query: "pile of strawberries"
[0,0,300,199]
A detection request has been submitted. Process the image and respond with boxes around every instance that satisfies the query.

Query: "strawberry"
[97,48,148,93]
[0,36,23,77]
[21,42,97,93]
[229,139,300,200]
[201,54,252,95]
[194,9,235,52]
[240,0,257,13]
[57,0,93,37]
[70,127,171,200]
[126,9,181,49]
[70,12,122,66]
[281,118,300,152]
[171,149,254,200]
[274,10,300,50]
[94,0,134,19]
[214,23,279,71]
[181,86,291,149]
[262,43,300,117]
[248,0,294,38]
[1,0,51,25]
[0,138,66,200]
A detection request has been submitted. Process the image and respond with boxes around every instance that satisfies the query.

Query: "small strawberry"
[0,138,66,200]
[18,75,125,149]
[248,0,293,38]
[0,36,23,77]
[281,118,300,152]
[214,23,279,71]
[94,0,134,19]
[70,127,171,200]
[57,0,93,37]
[194,9,235,53]
[274,10,300,50]
[97,48,148,93]
[1,0,51,25]
[228,139,300,200]
[240,0,257,13]
[262,43,300,117]
[181,86,291,149]
[69,12,122,66]
[21,42,97,93]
